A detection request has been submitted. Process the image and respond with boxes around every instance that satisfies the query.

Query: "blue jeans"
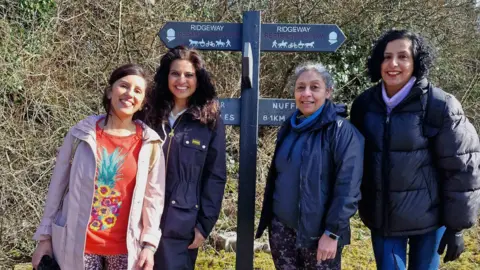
[371,227,446,270]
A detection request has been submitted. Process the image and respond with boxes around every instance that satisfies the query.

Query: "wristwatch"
[324,230,340,241]
[142,242,157,253]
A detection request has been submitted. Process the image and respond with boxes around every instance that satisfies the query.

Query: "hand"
[187,227,206,249]
[437,228,465,263]
[137,244,155,270]
[31,239,53,269]
[316,233,338,263]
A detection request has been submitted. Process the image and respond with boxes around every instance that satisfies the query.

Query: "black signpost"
[158,10,346,270]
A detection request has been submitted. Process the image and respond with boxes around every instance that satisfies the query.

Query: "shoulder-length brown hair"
[147,46,219,129]
[102,63,150,125]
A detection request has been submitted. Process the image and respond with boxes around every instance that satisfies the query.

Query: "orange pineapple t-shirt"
[84,120,143,255]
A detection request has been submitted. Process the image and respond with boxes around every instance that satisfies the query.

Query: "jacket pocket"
[162,201,199,240]
[182,134,208,171]
[51,222,66,267]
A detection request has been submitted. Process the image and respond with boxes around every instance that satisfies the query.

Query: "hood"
[335,103,348,118]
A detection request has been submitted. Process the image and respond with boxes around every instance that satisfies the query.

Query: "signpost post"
[236,12,260,269]
[158,11,346,270]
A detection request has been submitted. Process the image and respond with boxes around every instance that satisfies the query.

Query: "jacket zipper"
[297,149,304,247]
[376,88,420,235]
[382,114,391,235]
[165,133,174,170]
[165,115,184,170]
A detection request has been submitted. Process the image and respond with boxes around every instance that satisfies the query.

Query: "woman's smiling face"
[168,59,198,104]
[294,70,331,117]
[381,38,414,94]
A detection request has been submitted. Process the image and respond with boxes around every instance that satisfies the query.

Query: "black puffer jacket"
[256,100,364,247]
[351,78,480,236]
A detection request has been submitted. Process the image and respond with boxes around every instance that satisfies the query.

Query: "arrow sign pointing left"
[158,22,242,51]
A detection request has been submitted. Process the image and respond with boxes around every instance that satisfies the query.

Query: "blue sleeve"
[324,119,364,235]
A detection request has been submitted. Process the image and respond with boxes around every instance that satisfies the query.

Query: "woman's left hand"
[188,227,206,249]
[316,233,338,262]
[137,245,155,270]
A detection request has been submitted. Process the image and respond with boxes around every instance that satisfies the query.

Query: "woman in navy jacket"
[147,46,226,270]
[256,62,364,270]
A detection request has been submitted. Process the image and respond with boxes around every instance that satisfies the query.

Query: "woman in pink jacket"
[31,64,166,270]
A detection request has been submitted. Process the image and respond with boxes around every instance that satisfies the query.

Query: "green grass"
[196,215,480,270]
[12,179,480,270]
[12,218,480,269]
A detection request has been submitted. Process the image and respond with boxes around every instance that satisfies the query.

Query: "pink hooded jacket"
[33,115,165,270]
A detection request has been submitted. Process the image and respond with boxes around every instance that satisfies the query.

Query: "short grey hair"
[293,62,335,91]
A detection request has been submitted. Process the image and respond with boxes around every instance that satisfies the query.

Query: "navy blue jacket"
[351,78,480,236]
[256,100,364,248]
[156,112,226,240]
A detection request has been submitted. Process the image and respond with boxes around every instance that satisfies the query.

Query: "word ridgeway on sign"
[276,26,311,33]
[219,98,297,126]
[190,24,225,31]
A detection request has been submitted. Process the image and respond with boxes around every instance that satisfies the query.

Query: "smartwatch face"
[328,233,339,240]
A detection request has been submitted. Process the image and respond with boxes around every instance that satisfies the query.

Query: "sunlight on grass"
[197,215,480,270]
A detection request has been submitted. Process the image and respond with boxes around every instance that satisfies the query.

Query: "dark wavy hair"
[102,63,150,125]
[367,29,435,82]
[148,46,219,128]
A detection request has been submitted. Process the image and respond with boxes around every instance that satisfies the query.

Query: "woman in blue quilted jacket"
[257,62,364,270]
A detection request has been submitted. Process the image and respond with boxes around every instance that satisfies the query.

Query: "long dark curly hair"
[147,46,219,129]
[367,29,436,83]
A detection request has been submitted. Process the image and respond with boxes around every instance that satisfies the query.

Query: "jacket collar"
[278,100,344,139]
[371,78,429,111]
[71,114,161,143]
[310,99,346,130]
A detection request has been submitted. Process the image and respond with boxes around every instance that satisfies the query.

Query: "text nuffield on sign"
[219,98,297,126]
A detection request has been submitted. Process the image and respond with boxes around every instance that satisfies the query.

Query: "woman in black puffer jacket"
[351,29,480,270]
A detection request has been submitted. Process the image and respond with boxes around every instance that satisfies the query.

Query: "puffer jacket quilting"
[351,78,480,236]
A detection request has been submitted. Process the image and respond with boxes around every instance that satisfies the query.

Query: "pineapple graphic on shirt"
[89,147,126,231]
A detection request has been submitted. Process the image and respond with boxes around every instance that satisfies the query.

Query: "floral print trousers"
[84,254,128,270]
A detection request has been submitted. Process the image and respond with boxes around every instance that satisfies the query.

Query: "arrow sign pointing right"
[261,23,346,52]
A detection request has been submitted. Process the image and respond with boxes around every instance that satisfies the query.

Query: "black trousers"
[154,237,199,270]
